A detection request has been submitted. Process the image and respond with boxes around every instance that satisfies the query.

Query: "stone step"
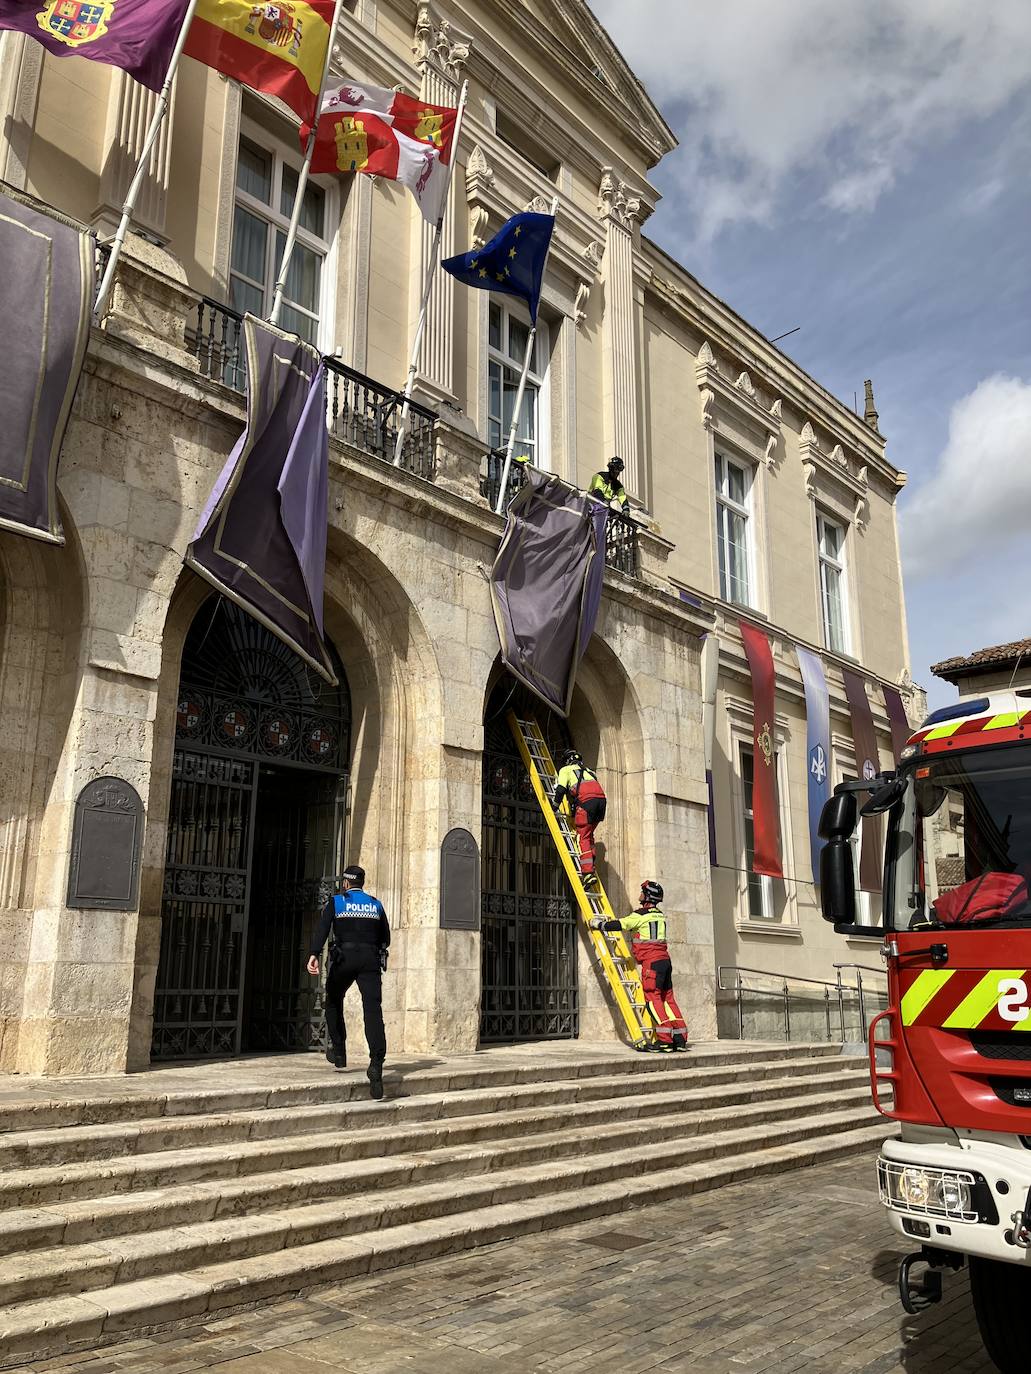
[0,1079,874,1255]
[0,1075,874,1215]
[0,1056,866,1170]
[0,1099,877,1308]
[0,1041,848,1134]
[0,1118,890,1368]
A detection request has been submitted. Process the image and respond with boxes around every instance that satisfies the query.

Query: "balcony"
[186,297,437,480]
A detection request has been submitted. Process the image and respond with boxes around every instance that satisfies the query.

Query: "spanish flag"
[185,0,336,126]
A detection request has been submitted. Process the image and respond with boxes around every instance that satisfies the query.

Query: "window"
[495,112,560,181]
[715,452,752,606]
[739,745,787,921]
[488,300,549,468]
[817,512,849,653]
[230,134,331,345]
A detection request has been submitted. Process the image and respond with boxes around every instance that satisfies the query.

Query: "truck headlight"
[878,1160,981,1223]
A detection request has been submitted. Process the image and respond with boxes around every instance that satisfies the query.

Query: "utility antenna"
[770,326,801,344]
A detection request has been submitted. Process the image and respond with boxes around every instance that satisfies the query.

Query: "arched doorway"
[480,680,578,1042]
[153,598,351,1060]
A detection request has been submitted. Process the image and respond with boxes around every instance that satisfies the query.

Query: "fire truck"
[820,688,1031,1374]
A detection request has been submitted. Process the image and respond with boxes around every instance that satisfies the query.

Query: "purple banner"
[187,317,334,682]
[0,186,93,544]
[490,468,604,717]
[0,0,189,91]
[882,684,912,763]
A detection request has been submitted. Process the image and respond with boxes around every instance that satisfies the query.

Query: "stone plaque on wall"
[440,828,479,931]
[67,776,144,911]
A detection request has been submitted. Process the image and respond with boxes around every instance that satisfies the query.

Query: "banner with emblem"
[0,0,189,90]
[843,667,883,891]
[0,186,93,544]
[306,79,459,224]
[184,0,337,125]
[740,622,783,880]
[795,645,831,885]
[186,315,335,682]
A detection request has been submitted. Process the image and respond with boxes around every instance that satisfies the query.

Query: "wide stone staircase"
[0,1042,889,1365]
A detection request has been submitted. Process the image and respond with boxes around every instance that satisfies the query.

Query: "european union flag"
[442,212,555,322]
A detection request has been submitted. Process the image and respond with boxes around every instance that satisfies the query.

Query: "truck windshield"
[907,744,1031,930]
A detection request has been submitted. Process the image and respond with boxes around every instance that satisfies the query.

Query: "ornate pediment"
[695,340,783,469]
[800,421,870,530]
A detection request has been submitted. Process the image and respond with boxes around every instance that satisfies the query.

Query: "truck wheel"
[969,1256,1031,1373]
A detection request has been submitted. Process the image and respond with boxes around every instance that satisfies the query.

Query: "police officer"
[306,864,389,1099]
[587,455,629,511]
[591,882,688,1050]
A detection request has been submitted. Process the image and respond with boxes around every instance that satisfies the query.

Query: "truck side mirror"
[818,790,857,926]
[862,775,905,816]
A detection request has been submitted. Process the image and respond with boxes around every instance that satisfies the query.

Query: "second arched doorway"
[153,597,351,1060]
[480,680,579,1043]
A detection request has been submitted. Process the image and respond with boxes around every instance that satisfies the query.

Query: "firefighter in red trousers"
[592,882,688,1049]
[552,749,606,888]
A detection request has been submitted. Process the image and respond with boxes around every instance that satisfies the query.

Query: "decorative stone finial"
[863,378,880,432]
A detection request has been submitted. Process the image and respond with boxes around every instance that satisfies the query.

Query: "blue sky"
[592,0,1031,709]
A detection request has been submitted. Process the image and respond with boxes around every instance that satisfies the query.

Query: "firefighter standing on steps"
[592,882,688,1050]
[552,749,606,888]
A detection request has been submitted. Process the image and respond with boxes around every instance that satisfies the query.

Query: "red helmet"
[640,880,663,905]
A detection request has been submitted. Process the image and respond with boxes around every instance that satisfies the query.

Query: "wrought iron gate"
[480,691,578,1042]
[153,599,350,1061]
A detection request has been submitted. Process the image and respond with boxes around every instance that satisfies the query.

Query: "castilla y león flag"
[0,0,190,91]
[306,79,458,224]
[184,0,337,125]
[740,621,783,880]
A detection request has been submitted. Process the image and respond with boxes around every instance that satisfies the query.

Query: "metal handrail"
[717,961,888,1044]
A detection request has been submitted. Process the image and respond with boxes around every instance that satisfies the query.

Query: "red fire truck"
[820,689,1031,1373]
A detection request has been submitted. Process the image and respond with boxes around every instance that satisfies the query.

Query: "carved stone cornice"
[414,2,471,80]
[598,166,641,230]
[799,420,870,530]
[695,340,783,469]
[575,239,604,329]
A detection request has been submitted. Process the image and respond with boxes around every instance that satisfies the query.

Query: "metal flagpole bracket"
[92,0,203,324]
[494,194,559,516]
[392,79,470,467]
[268,0,347,328]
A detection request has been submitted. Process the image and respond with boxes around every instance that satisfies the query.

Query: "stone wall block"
[101,245,197,369]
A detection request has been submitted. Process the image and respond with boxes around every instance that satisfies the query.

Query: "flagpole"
[268,0,346,328]
[92,0,202,324]
[392,78,469,467]
[494,195,559,515]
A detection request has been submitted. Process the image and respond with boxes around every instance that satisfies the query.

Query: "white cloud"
[902,374,1031,580]
[591,0,1031,238]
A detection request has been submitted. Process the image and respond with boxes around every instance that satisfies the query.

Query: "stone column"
[598,168,642,494]
[94,70,177,241]
[0,32,43,189]
[409,2,471,403]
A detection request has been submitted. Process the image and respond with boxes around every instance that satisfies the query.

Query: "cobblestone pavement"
[14,1153,992,1374]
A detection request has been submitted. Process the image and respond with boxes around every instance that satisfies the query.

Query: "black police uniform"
[309,886,390,1064]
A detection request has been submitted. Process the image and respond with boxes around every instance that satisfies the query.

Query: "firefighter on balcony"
[587,455,629,511]
[552,749,607,888]
[306,864,389,1099]
[592,882,688,1049]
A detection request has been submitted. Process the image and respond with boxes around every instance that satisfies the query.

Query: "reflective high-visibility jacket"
[605,905,669,964]
[553,762,604,811]
[587,471,629,509]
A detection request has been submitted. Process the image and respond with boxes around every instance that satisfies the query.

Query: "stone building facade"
[0,0,916,1074]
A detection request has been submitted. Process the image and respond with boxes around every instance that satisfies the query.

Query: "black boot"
[368,1060,384,1100]
[325,1043,346,1069]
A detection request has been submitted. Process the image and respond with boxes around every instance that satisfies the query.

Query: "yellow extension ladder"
[507,711,661,1051]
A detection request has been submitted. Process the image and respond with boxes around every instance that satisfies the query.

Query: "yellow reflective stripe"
[924,721,967,740]
[986,712,1020,730]
[900,969,954,1025]
[941,969,1026,1029]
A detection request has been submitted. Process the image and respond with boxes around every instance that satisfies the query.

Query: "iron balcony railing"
[717,961,889,1044]
[185,296,437,479]
[482,453,640,577]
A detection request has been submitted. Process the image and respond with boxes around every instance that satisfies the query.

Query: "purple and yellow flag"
[0,0,190,91]
[186,316,335,682]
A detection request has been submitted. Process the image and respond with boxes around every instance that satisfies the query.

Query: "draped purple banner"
[187,316,334,682]
[882,684,912,763]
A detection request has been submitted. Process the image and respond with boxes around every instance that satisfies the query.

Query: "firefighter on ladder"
[592,882,688,1050]
[552,749,606,889]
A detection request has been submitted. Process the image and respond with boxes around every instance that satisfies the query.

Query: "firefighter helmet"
[608,456,625,474]
[559,749,583,767]
[640,880,663,905]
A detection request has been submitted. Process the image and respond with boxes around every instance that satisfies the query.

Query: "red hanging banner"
[843,668,884,891]
[740,622,783,879]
